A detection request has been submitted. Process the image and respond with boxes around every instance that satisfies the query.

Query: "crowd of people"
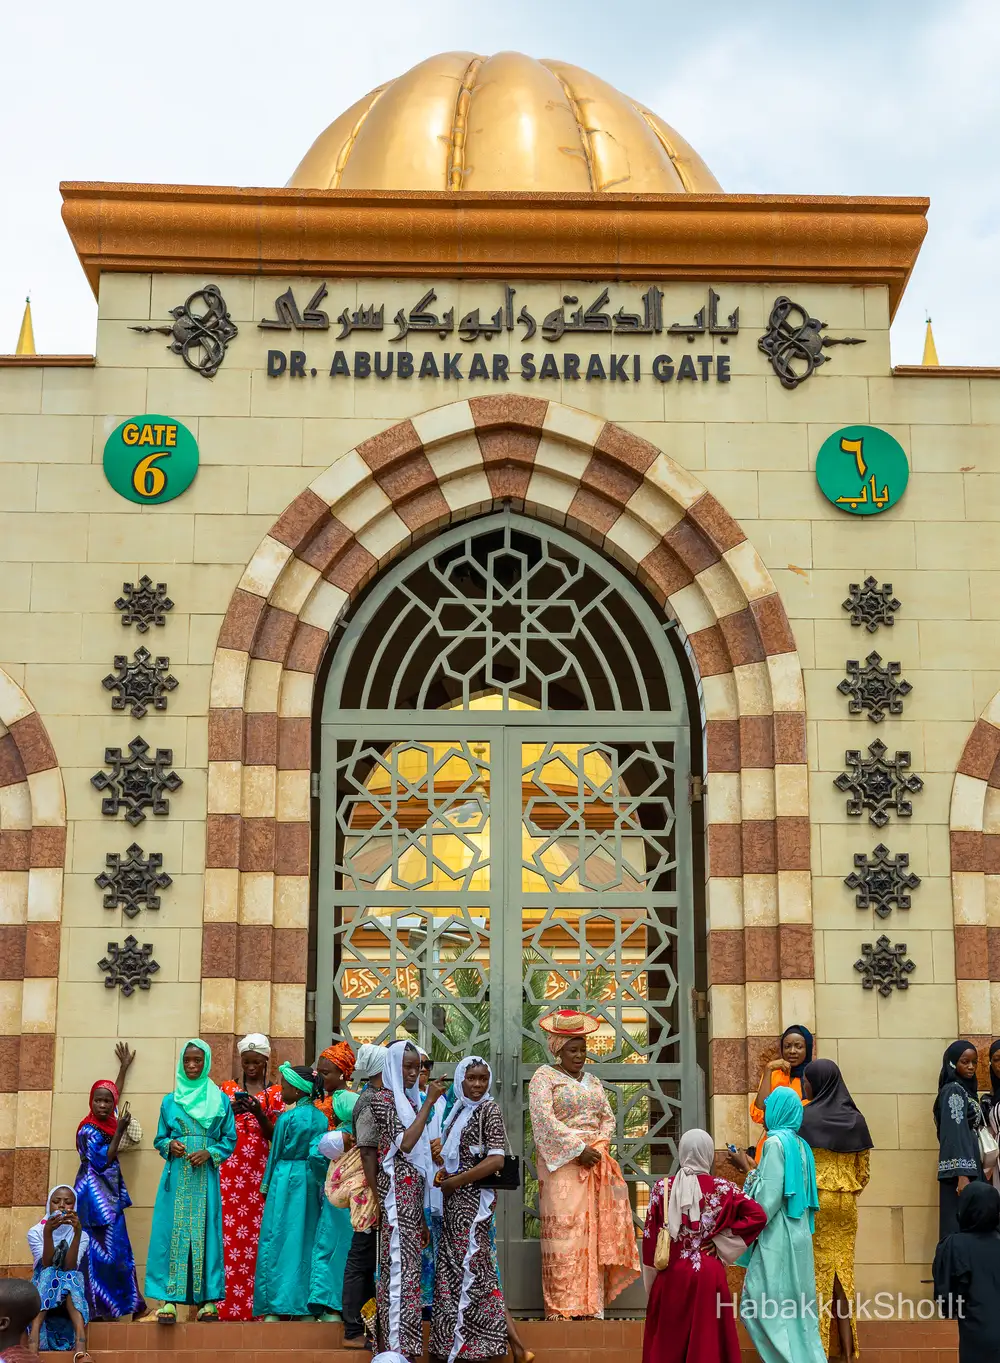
[10,1020,1000,1363]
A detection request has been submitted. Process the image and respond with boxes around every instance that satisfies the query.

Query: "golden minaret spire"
[922,315,939,366]
[15,297,35,355]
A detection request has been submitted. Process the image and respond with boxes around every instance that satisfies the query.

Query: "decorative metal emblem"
[91,736,183,826]
[95,844,172,917]
[115,576,173,632]
[98,935,160,995]
[130,285,238,378]
[845,844,920,918]
[834,739,923,827]
[843,577,901,632]
[855,935,915,995]
[102,648,178,719]
[837,652,911,722]
[758,296,865,389]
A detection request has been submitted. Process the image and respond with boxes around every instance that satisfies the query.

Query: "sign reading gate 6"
[103,415,199,505]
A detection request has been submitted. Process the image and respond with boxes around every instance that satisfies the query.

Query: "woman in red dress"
[218,1033,284,1320]
[641,1129,766,1363]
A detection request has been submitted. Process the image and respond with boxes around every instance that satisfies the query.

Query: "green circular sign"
[816,424,908,515]
[103,415,199,505]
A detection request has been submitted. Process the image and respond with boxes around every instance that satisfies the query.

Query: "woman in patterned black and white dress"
[429,1056,508,1363]
[370,1041,449,1362]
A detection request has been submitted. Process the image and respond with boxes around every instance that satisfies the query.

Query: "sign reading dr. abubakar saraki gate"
[261,284,739,385]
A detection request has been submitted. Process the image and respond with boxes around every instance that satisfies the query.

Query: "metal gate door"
[317,511,701,1313]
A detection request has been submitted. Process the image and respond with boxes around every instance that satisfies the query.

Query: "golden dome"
[288,51,720,194]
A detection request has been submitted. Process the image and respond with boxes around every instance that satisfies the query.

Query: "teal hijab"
[764,1085,819,1227]
[173,1038,224,1128]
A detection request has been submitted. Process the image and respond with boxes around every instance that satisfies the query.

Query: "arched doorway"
[315,509,700,1310]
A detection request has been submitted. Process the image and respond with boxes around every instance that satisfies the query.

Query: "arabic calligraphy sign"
[260,284,741,387]
[259,283,741,344]
[816,426,908,516]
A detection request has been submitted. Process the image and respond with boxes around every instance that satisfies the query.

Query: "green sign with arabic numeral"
[103,415,199,504]
[816,424,908,515]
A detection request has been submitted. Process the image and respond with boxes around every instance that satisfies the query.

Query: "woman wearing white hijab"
[429,1056,508,1363]
[369,1040,449,1361]
[641,1129,766,1363]
[27,1185,91,1353]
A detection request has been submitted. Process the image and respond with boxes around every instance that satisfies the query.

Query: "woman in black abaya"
[933,1040,983,1241]
[933,1180,1000,1363]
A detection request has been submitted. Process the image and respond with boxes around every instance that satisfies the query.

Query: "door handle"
[510,1051,520,1097]
[496,1050,504,1093]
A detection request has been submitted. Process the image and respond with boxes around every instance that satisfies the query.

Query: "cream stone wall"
[0,269,995,1297]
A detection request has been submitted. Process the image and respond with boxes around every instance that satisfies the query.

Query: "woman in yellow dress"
[798,1059,872,1361]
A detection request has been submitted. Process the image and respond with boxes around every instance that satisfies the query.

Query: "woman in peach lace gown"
[527,1010,639,1319]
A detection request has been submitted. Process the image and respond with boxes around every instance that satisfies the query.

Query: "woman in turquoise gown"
[308,1047,358,1320]
[737,1086,827,1363]
[253,1063,328,1320]
[145,1039,237,1323]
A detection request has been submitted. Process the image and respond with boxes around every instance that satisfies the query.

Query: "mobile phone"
[726,1142,739,1154]
[233,1089,249,1102]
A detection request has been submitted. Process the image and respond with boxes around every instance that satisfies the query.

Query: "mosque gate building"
[0,48,997,1330]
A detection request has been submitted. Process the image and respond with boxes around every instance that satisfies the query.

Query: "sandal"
[196,1304,219,1322]
[156,1304,177,1325]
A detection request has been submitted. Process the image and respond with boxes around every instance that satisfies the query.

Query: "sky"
[3,1,997,364]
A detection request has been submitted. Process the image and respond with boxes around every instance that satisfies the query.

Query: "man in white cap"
[342,1044,386,1349]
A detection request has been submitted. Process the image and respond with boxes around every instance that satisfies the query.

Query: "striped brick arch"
[950,695,1000,1056]
[0,667,66,1271]
[201,396,814,1136]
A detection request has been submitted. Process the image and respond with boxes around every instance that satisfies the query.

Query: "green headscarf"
[763,1085,819,1229]
[173,1039,224,1128]
[279,1061,317,1097]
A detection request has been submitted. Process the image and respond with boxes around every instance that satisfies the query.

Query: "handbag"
[653,1226,671,1271]
[471,1107,520,1190]
[325,1142,378,1231]
[118,1114,143,1151]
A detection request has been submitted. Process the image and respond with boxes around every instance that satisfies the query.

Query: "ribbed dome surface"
[288,51,721,194]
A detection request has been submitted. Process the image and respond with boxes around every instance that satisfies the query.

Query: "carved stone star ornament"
[843,577,901,632]
[95,844,172,917]
[98,935,160,995]
[114,576,173,632]
[855,936,916,996]
[102,648,178,719]
[844,844,920,918]
[834,740,923,827]
[91,736,183,826]
[837,652,912,722]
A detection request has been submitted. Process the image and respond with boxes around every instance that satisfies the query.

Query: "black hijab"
[934,1039,980,1131]
[938,1040,980,1098]
[798,1059,873,1154]
[957,1180,1000,1235]
[780,1024,814,1082]
[989,1040,1000,1103]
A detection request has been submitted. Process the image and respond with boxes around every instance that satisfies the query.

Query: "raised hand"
[726,1147,752,1174]
[115,1041,136,1070]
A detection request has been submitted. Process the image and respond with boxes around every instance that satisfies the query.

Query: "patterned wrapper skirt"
[34,1266,89,1350]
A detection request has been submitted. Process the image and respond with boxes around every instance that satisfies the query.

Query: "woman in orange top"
[749,1025,813,1164]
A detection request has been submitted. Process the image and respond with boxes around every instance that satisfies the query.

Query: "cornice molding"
[60,184,928,316]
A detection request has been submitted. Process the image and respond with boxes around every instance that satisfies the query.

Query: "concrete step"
[84,1316,960,1361]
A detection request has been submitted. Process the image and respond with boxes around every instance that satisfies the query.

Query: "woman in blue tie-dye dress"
[74,1055,145,1321]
